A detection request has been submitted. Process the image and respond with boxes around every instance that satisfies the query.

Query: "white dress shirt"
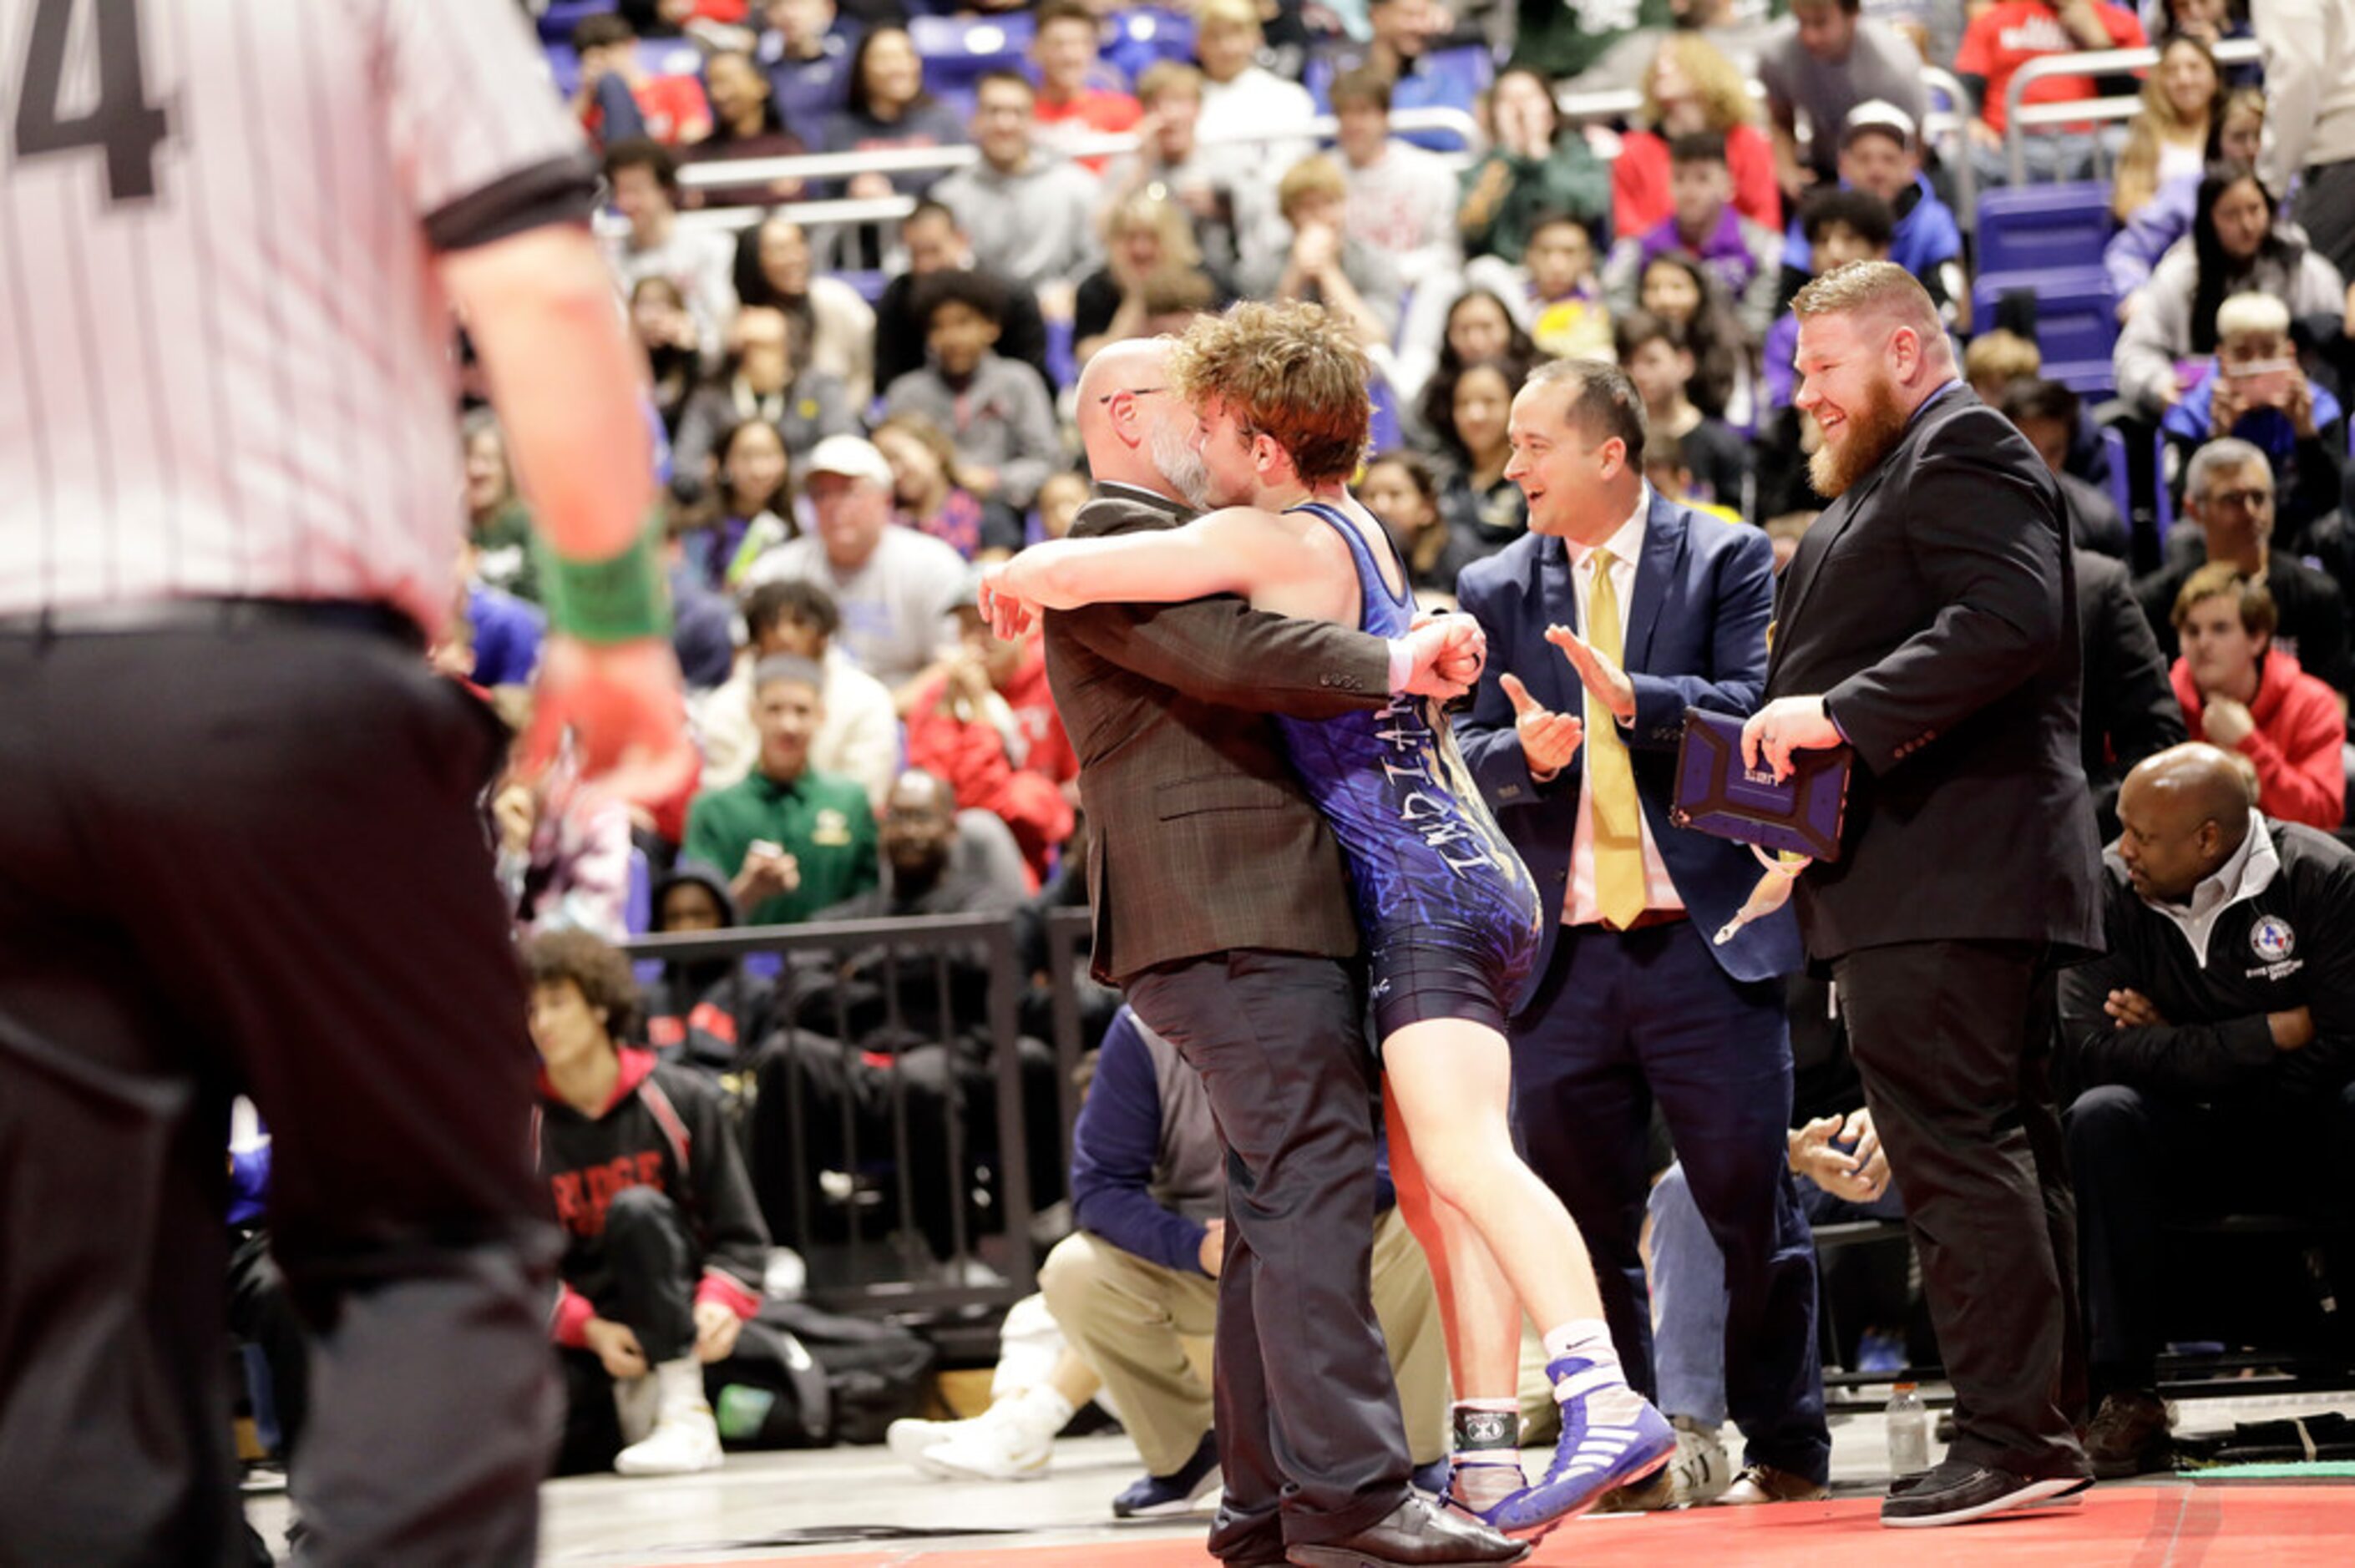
[1562,484,1684,926]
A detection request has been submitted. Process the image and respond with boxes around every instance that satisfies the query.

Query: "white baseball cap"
[803,434,894,488]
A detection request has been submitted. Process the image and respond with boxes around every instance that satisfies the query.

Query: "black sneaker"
[1112,1428,1222,1518]
[1880,1459,2088,1528]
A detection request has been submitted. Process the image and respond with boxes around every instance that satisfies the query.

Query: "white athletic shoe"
[615,1358,725,1477]
[889,1414,980,1479]
[1669,1416,1732,1505]
[917,1409,1055,1481]
[615,1408,724,1475]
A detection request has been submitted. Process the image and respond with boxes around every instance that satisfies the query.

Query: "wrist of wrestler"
[534,513,674,645]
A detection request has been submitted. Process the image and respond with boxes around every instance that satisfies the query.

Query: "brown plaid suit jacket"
[1041,483,1397,984]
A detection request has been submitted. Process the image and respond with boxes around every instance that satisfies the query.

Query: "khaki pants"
[1039,1206,1448,1475]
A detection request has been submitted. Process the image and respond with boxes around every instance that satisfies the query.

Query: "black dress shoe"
[1288,1496,1532,1566]
[1880,1459,2089,1528]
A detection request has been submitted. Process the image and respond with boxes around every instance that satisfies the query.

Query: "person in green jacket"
[683,654,879,925]
[1458,64,1615,264]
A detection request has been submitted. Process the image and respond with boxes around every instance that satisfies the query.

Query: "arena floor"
[239,1387,2355,1565]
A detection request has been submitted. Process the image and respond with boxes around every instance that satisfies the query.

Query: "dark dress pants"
[2068,1078,2355,1395]
[1125,951,1411,1560]
[1835,940,2089,1479]
[0,623,556,1567]
[1511,918,1830,1482]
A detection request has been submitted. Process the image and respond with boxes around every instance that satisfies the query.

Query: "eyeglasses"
[2201,487,2274,512]
[1096,387,1167,404]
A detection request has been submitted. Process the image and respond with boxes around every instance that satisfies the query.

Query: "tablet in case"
[1670,707,1851,863]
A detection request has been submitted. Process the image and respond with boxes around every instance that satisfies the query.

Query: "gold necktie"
[1587,548,1647,928]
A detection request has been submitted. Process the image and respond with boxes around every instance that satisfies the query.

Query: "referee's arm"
[443,230,653,560]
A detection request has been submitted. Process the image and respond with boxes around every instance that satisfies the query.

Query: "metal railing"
[624,911,1054,1320]
[643,107,1481,242]
[2004,37,2263,185]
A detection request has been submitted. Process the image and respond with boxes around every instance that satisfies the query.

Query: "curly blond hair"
[1170,301,1372,487]
[1643,33,1756,132]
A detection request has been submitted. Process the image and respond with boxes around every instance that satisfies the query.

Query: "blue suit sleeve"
[1070,1009,1209,1276]
[1626,524,1774,749]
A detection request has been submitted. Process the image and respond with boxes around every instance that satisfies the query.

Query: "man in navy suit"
[1454,359,1829,1507]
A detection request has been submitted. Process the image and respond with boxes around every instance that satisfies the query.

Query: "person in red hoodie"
[2170,564,2347,830]
[902,582,1077,886]
[528,929,771,1478]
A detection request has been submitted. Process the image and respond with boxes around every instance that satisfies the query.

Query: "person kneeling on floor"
[529,929,772,1477]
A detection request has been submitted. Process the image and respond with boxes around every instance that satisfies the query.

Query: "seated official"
[2167,566,2346,831]
[529,931,771,1479]
[2059,746,2355,1479]
[683,655,880,925]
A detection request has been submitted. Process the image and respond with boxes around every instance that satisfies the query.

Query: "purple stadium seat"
[911,13,1035,94]
[1973,183,2114,279]
[1102,9,1197,86]
[539,0,619,46]
[1973,267,2117,398]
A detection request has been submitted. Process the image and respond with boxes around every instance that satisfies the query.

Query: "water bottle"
[1887,1382,1930,1477]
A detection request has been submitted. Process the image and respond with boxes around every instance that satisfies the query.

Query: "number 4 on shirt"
[12,0,172,206]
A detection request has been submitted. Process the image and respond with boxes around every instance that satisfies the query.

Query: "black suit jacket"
[2077,549,2186,839]
[1766,386,2104,961]
[1041,484,1395,984]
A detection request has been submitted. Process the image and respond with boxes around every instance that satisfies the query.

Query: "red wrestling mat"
[647,1483,2355,1567]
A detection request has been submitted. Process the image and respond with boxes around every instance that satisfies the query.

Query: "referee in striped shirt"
[0,3,693,1561]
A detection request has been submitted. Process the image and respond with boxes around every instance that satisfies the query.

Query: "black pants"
[1126,952,1411,1560]
[1834,941,2089,1479]
[2069,1079,2355,1394]
[557,1186,699,1474]
[1512,921,1829,1482]
[750,1031,1061,1262]
[0,622,555,1566]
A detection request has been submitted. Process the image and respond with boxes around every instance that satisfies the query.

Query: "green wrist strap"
[536,514,673,645]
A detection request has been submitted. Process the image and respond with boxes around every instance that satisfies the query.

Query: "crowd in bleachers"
[426,0,2355,1497]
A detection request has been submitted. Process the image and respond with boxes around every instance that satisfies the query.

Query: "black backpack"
[712,1300,937,1449]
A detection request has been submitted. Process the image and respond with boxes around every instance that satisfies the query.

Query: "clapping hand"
[1499,673,1583,778]
[1545,623,1633,721]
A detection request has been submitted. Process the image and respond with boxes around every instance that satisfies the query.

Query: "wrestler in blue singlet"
[1273,500,1544,1039]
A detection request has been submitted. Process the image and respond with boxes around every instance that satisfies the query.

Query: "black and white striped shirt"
[0,0,596,635]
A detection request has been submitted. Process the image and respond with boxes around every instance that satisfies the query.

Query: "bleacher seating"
[538,0,618,46]
[1101,8,1198,85]
[1973,182,2114,278]
[911,13,1034,122]
[543,37,706,99]
[1975,267,2119,399]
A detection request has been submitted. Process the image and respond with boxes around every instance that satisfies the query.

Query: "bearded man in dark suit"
[1741,261,2105,1530]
